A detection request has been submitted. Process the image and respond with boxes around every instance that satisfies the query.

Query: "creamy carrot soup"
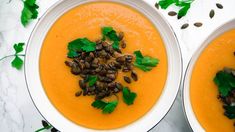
[190,29,235,132]
[40,2,167,129]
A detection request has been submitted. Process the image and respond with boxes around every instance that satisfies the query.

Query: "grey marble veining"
[0,0,235,131]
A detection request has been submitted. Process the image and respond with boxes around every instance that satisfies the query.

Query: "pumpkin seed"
[209,9,215,19]
[124,76,131,84]
[131,71,138,81]
[118,32,124,40]
[168,11,177,16]
[120,41,126,49]
[194,22,203,27]
[216,3,223,9]
[75,91,82,97]
[155,2,159,9]
[181,23,189,29]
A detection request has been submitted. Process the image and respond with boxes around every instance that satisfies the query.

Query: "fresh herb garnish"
[85,75,98,87]
[224,105,235,119]
[133,50,159,72]
[92,100,118,114]
[214,71,235,97]
[0,43,25,70]
[157,0,193,19]
[21,0,39,27]
[102,27,120,50]
[122,87,137,105]
[67,38,96,57]
[214,68,235,121]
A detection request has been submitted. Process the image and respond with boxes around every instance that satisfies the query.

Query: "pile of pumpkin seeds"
[65,32,138,100]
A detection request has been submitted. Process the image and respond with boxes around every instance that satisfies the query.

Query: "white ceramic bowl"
[25,0,182,131]
[183,18,235,132]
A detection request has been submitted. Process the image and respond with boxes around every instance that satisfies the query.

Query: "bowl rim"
[182,18,235,132]
[24,0,183,131]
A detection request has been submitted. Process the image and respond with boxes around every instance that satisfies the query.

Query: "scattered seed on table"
[216,3,223,9]
[209,9,215,19]
[181,23,189,29]
[194,22,203,27]
[155,2,159,9]
[168,11,177,16]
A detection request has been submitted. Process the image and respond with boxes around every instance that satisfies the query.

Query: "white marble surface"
[0,0,235,131]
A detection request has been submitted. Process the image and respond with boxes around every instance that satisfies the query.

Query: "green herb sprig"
[92,100,118,114]
[102,27,120,50]
[157,0,193,19]
[122,87,137,105]
[214,69,235,120]
[67,38,96,58]
[133,50,159,72]
[21,0,39,27]
[0,43,25,70]
[214,71,235,97]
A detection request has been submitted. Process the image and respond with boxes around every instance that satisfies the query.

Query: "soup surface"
[190,29,235,132]
[40,2,167,129]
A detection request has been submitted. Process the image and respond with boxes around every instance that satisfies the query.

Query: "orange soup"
[40,2,167,129]
[190,29,235,132]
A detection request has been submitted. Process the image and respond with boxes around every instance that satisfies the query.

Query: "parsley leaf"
[102,27,120,50]
[14,43,25,54]
[25,0,36,6]
[67,38,96,57]
[224,105,235,119]
[103,101,118,114]
[112,41,119,50]
[214,71,235,97]
[177,3,191,19]
[158,0,175,9]
[92,100,108,109]
[91,100,118,114]
[122,87,137,105]
[102,27,113,36]
[133,50,159,72]
[133,63,152,72]
[11,56,24,70]
[11,43,25,70]
[157,0,193,19]
[21,0,39,27]
[85,75,98,87]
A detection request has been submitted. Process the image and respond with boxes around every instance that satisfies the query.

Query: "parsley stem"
[0,54,25,61]
[35,125,52,132]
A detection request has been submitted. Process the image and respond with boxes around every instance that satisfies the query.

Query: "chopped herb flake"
[214,71,235,97]
[102,27,120,49]
[133,50,159,72]
[92,100,118,114]
[122,87,137,105]
[67,38,96,57]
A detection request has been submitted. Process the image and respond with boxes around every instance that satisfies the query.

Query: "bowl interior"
[183,18,235,132]
[25,0,182,131]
